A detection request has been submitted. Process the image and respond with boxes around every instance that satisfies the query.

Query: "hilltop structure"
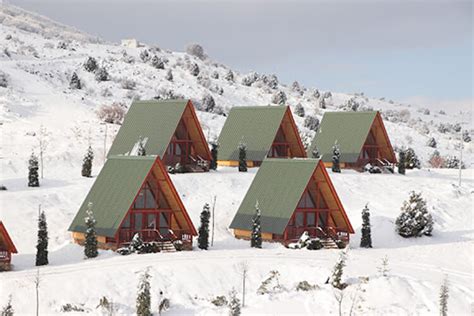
[0,221,18,271]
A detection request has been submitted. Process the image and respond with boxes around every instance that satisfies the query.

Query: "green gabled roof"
[68,156,156,237]
[230,158,319,234]
[308,111,377,163]
[107,99,188,157]
[217,106,287,161]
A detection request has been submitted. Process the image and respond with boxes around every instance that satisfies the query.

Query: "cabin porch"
[0,249,12,271]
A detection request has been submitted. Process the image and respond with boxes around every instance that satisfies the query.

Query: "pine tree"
[319,97,326,109]
[28,152,40,187]
[136,269,151,316]
[395,191,433,238]
[165,69,173,81]
[210,142,219,170]
[151,55,164,69]
[360,204,372,248]
[69,72,81,89]
[81,146,94,177]
[427,137,437,148]
[332,142,341,173]
[439,277,449,316]
[198,203,211,250]
[83,56,98,72]
[330,251,346,290]
[84,202,98,259]
[405,148,421,169]
[1,296,14,316]
[294,103,305,117]
[224,70,234,82]
[137,136,146,156]
[238,141,247,172]
[36,209,49,266]
[95,67,109,82]
[398,150,406,175]
[228,288,241,316]
[251,201,262,248]
[190,63,200,76]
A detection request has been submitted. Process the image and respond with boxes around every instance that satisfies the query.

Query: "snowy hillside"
[0,4,472,315]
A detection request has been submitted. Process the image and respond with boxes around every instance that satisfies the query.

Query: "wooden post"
[211,196,216,247]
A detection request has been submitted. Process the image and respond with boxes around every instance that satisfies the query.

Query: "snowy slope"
[0,4,472,315]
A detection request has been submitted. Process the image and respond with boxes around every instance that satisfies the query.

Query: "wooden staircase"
[320,238,339,249]
[157,241,176,253]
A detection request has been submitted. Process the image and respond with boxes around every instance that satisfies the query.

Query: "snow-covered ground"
[0,3,472,315]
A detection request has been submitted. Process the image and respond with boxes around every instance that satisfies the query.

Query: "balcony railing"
[286,226,349,242]
[0,250,10,262]
[118,228,192,244]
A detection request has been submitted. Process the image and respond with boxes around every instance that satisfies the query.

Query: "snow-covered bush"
[241,72,259,86]
[291,81,303,95]
[210,85,224,95]
[304,115,319,131]
[211,71,219,79]
[382,109,411,123]
[452,123,462,133]
[83,56,98,72]
[444,156,465,169]
[224,70,234,82]
[211,296,228,307]
[257,271,284,295]
[296,281,317,291]
[165,69,173,81]
[154,88,184,100]
[186,43,206,60]
[95,67,109,82]
[399,147,420,169]
[323,91,332,99]
[56,41,68,49]
[139,49,150,62]
[120,78,136,90]
[0,71,10,88]
[437,123,449,134]
[271,90,287,105]
[312,89,320,99]
[330,252,347,289]
[319,98,326,109]
[190,63,200,76]
[294,103,305,117]
[121,52,135,64]
[265,74,278,89]
[69,72,81,89]
[97,102,126,124]
[201,94,215,113]
[463,130,471,143]
[427,137,437,148]
[60,304,85,312]
[343,97,360,111]
[197,74,211,88]
[395,191,433,238]
[151,55,164,69]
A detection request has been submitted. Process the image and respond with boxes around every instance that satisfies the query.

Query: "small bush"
[294,103,305,117]
[97,103,126,124]
[427,137,437,148]
[190,63,200,76]
[0,71,10,88]
[83,57,98,72]
[151,55,165,69]
[306,239,323,250]
[429,151,445,168]
[211,296,228,307]
[241,72,259,86]
[271,90,287,105]
[95,67,109,82]
[0,185,7,191]
[186,43,206,60]
[211,71,219,79]
[296,281,317,291]
[304,115,319,131]
[224,70,234,82]
[395,191,433,238]
[121,78,136,90]
[201,94,216,112]
[139,49,150,62]
[60,303,85,312]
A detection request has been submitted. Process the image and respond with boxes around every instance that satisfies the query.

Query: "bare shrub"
[97,103,126,124]
[186,43,206,60]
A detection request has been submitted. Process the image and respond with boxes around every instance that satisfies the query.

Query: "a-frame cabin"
[217,106,306,167]
[68,156,197,250]
[308,111,396,170]
[0,221,18,271]
[229,159,354,245]
[108,99,212,172]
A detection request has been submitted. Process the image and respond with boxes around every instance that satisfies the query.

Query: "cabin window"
[122,214,131,228]
[147,214,157,229]
[307,213,316,227]
[159,213,170,235]
[297,191,316,209]
[134,213,143,231]
[318,212,328,228]
[317,191,328,209]
[145,189,156,208]
[295,212,304,227]
[134,191,146,209]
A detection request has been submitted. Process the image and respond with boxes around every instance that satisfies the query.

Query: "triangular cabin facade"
[308,111,396,170]
[217,106,306,167]
[0,221,18,271]
[68,156,197,250]
[107,99,212,172]
[229,159,354,246]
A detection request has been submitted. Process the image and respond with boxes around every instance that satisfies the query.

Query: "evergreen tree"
[28,152,40,187]
[84,202,98,259]
[190,63,200,76]
[427,137,437,148]
[395,191,433,238]
[201,94,215,112]
[224,70,234,82]
[439,277,449,316]
[294,103,305,117]
[1,296,14,316]
[36,209,48,266]
[404,148,421,169]
[271,90,287,106]
[312,147,320,159]
[251,201,262,248]
[83,56,98,72]
[95,67,109,82]
[81,146,94,177]
[130,233,144,253]
[165,69,173,81]
[136,269,151,316]
[151,55,164,69]
[319,97,326,109]
[198,203,211,250]
[398,150,406,175]
[332,142,341,173]
[210,142,219,170]
[238,141,247,172]
[330,251,346,290]
[139,49,150,63]
[69,72,81,89]
[137,136,146,156]
[228,288,241,316]
[360,204,372,248]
